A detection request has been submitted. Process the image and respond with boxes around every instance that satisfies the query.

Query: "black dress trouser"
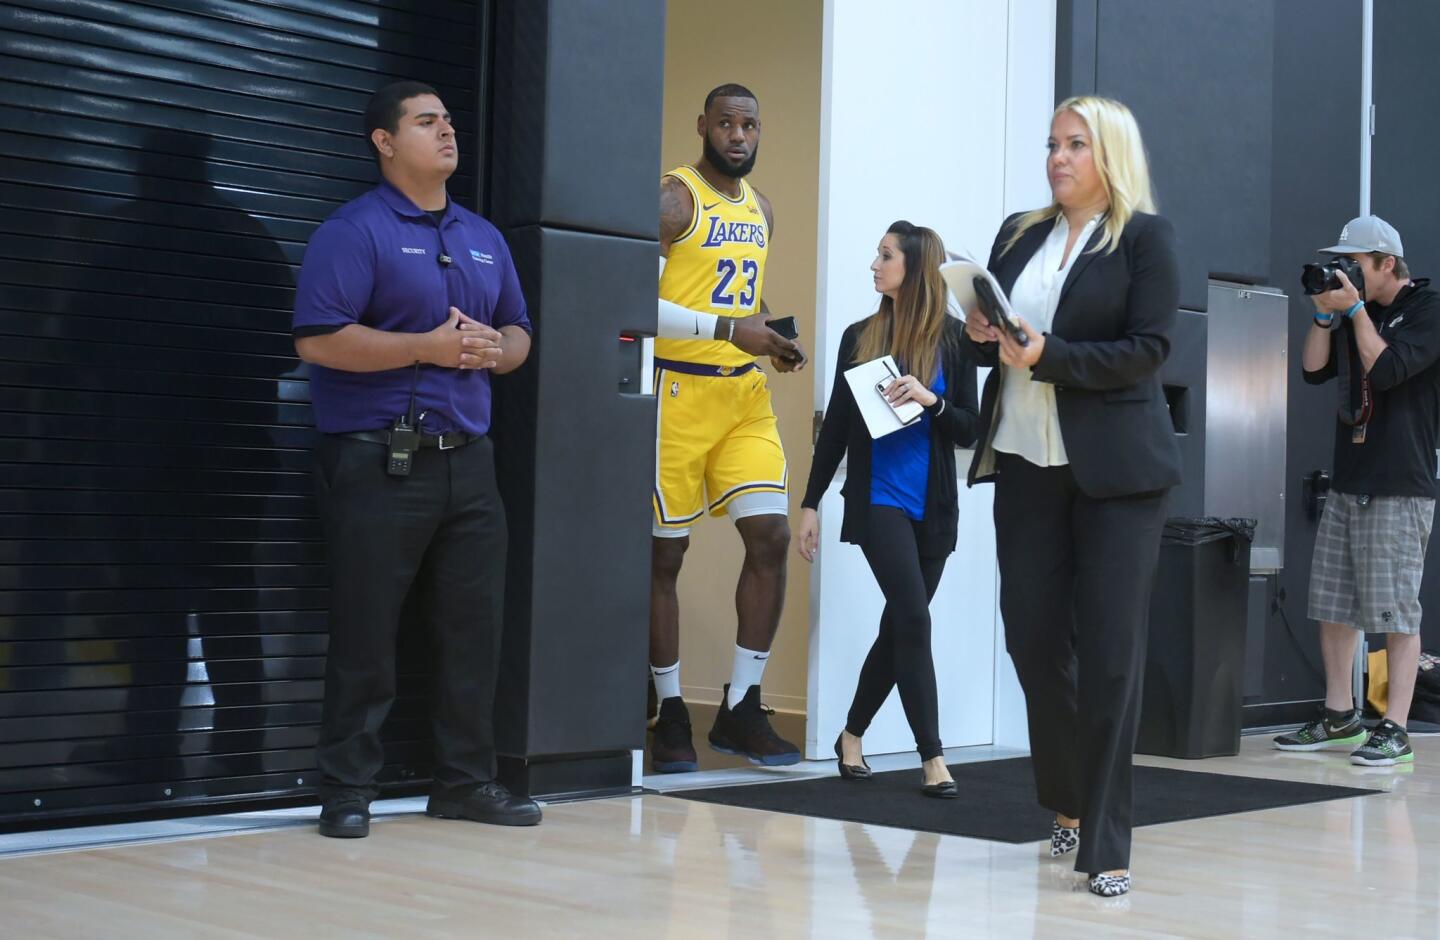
[314,434,507,800]
[993,453,1167,874]
[847,505,949,761]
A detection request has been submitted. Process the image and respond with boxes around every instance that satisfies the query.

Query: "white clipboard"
[843,355,925,439]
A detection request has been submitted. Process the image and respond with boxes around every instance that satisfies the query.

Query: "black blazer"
[802,317,980,556]
[962,211,1183,498]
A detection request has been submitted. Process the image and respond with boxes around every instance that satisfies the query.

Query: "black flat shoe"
[834,732,871,780]
[921,780,958,799]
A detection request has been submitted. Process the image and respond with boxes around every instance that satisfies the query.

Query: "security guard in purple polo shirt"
[293,81,538,838]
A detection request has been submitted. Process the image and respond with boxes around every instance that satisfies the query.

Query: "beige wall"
[661,0,822,714]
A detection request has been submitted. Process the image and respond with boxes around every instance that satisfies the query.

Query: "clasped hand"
[428,306,503,370]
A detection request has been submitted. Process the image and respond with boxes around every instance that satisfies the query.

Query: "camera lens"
[1301,263,1329,295]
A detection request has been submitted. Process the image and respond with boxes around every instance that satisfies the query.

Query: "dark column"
[1373,0,1440,652]
[488,0,664,797]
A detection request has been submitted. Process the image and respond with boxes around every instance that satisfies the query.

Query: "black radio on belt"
[388,417,419,476]
[388,362,422,477]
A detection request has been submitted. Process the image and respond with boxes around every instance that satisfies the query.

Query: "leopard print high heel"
[1049,820,1079,857]
[1088,872,1130,897]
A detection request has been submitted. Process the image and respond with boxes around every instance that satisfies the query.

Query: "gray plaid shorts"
[1308,492,1435,634]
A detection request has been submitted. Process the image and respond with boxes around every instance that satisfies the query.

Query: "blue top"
[292,179,532,435]
[870,366,946,521]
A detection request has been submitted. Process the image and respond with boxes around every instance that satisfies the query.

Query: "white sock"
[650,661,681,702]
[727,645,770,708]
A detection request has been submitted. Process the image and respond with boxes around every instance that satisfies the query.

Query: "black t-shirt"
[1304,279,1440,497]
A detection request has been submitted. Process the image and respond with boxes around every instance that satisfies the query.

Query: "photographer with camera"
[1275,216,1440,766]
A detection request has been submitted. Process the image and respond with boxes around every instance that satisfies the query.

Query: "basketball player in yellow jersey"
[648,84,808,773]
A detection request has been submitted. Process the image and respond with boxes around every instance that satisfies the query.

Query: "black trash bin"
[1136,517,1254,759]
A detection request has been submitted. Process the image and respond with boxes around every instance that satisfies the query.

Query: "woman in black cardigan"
[797,221,979,796]
[961,96,1181,897]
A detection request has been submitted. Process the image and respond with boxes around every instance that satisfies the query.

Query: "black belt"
[339,429,479,450]
[654,358,758,377]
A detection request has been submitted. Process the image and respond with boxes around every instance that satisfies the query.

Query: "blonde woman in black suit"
[961,96,1181,898]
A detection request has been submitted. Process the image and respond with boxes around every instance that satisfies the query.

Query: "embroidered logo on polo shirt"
[471,249,493,265]
[401,247,427,255]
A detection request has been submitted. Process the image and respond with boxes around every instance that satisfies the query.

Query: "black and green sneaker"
[1273,708,1367,751]
[1350,719,1414,766]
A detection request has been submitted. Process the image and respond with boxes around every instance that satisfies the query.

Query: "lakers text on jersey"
[657,164,769,369]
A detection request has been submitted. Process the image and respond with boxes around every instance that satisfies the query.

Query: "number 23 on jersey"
[711,258,759,309]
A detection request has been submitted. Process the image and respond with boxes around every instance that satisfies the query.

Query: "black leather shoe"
[318,797,370,838]
[834,732,871,780]
[426,781,542,827]
[921,780,958,799]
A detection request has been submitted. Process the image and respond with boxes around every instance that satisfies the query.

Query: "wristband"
[1344,301,1365,320]
[727,317,736,343]
[1313,312,1334,328]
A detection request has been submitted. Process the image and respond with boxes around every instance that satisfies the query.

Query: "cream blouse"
[990,213,1102,467]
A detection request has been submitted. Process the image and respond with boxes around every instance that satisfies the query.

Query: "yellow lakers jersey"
[657,164,769,368]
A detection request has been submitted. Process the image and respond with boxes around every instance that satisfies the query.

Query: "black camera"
[1301,256,1365,296]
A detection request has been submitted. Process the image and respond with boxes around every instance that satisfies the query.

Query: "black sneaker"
[651,696,699,773]
[708,684,801,766]
[426,780,542,827]
[1273,708,1367,751]
[318,789,370,839]
[1350,719,1414,766]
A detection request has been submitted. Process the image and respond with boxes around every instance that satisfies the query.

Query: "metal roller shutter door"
[0,0,482,825]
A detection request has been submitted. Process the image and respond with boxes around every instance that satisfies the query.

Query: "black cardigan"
[801,316,980,555]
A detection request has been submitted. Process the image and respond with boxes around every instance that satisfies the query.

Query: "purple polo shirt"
[292,180,531,435]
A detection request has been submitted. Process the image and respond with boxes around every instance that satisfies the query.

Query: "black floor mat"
[670,757,1376,843]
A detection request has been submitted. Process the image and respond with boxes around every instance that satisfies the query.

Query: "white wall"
[807,0,1056,758]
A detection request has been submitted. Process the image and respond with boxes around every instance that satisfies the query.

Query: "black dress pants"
[993,453,1166,874]
[314,434,507,800]
[846,505,948,761]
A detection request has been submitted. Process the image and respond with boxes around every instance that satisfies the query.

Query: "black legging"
[845,505,948,760]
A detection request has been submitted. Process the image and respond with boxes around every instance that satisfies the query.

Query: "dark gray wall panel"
[1055,0,1098,100]
[492,228,653,762]
[1373,1,1440,267]
[1263,0,1365,712]
[1373,0,1440,651]
[1057,0,1366,722]
[1158,310,1208,518]
[486,0,663,796]
[489,0,665,238]
[1086,0,1275,309]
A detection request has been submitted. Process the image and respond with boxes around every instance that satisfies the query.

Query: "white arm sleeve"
[656,255,721,340]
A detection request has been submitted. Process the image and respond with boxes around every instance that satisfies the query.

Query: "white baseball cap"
[1320,215,1404,258]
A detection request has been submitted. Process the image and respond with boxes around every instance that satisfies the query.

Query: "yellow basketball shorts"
[652,361,788,536]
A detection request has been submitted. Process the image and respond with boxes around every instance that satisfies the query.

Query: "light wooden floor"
[3,735,1438,939]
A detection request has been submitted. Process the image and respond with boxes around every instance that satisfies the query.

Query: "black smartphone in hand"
[767,316,799,340]
[973,276,1029,347]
